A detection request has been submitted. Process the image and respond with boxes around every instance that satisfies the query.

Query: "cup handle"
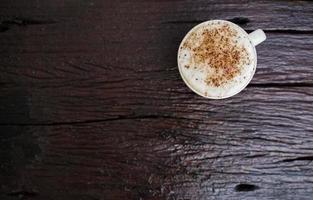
[248,29,266,46]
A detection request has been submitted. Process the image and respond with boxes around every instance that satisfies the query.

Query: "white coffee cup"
[177,20,266,99]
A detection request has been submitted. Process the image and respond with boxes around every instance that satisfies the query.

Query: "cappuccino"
[178,20,263,99]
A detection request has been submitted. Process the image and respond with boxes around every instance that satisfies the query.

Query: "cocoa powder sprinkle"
[183,24,249,87]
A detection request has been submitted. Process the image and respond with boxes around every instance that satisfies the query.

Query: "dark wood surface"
[1,0,313,199]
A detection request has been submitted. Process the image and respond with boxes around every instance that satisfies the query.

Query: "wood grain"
[2,31,313,124]
[2,86,313,199]
[1,0,313,200]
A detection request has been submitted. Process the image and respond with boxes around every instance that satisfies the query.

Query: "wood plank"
[1,35,313,124]
[0,1,312,96]
[0,0,312,30]
[1,32,312,85]
[2,86,313,199]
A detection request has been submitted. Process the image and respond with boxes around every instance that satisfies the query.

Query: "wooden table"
[1,1,313,199]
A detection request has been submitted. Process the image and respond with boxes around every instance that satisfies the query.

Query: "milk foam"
[178,20,256,98]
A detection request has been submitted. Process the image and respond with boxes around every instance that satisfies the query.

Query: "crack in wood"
[248,83,313,88]
[281,156,313,162]
[235,184,259,192]
[0,17,57,32]
[0,115,186,127]
[258,29,313,35]
[163,17,250,25]
[163,19,313,35]
[228,17,250,25]
[162,20,203,24]
[244,154,267,159]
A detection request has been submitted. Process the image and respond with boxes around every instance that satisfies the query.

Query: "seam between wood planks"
[0,115,186,127]
[248,83,313,88]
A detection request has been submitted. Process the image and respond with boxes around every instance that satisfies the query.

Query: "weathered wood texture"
[1,0,313,200]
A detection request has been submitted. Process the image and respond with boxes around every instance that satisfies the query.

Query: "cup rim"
[177,19,257,99]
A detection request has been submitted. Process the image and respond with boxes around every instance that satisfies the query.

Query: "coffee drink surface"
[178,20,256,98]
